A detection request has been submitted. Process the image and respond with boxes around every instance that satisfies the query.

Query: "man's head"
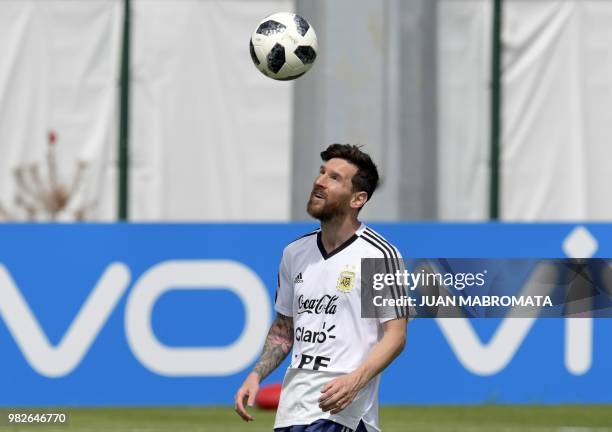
[307,144,380,221]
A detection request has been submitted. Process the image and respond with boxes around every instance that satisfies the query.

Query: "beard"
[306,190,349,222]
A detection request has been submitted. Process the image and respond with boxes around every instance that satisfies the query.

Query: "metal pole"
[489,0,503,220]
[118,0,131,220]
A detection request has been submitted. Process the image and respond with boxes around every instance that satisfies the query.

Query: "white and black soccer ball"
[249,12,318,81]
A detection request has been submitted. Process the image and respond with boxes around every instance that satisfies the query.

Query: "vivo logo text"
[0,261,271,378]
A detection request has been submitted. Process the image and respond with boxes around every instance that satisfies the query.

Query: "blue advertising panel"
[0,223,611,406]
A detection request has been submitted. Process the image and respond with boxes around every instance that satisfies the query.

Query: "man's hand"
[318,371,365,415]
[319,318,408,415]
[233,313,293,422]
[234,372,260,422]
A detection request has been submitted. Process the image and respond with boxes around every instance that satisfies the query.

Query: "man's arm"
[318,318,407,414]
[234,313,294,422]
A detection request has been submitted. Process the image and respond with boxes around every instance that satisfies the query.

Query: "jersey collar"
[316,223,365,260]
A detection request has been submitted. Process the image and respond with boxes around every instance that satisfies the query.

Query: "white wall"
[0,0,293,222]
[3,1,612,222]
[0,1,121,221]
[131,0,293,221]
[438,0,612,221]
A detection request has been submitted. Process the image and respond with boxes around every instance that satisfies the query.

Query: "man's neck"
[319,216,361,253]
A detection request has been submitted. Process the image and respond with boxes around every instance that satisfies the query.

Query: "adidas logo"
[294,272,304,284]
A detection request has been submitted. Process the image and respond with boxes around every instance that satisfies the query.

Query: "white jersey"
[273,224,406,432]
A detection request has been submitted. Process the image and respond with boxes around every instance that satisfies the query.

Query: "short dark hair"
[320,144,380,203]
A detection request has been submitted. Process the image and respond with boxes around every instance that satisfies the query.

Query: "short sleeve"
[274,250,294,317]
[377,247,412,323]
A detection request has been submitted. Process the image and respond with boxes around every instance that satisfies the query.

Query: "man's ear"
[350,191,368,210]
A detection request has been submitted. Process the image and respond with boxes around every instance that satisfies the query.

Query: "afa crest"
[337,266,356,293]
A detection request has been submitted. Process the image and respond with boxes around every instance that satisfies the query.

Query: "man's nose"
[314,174,326,188]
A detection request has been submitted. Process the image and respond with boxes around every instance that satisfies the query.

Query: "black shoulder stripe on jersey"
[287,229,319,246]
[365,231,403,279]
[361,234,403,318]
[362,231,408,318]
[365,228,402,259]
[361,232,401,285]
[363,230,402,277]
[364,229,407,302]
[360,234,402,318]
[274,273,280,304]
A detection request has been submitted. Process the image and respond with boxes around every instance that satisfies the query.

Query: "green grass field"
[2,406,612,432]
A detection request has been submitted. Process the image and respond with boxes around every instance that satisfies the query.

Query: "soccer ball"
[249,12,318,81]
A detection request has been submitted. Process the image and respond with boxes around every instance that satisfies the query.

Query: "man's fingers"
[330,406,342,415]
[247,390,256,407]
[319,381,337,402]
[319,381,341,406]
[320,381,334,394]
[329,394,351,414]
[330,404,346,415]
[318,391,335,405]
[234,406,250,422]
[234,389,244,411]
[241,393,255,421]
[319,391,344,411]
[234,389,254,422]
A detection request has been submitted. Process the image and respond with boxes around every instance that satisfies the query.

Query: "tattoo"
[253,313,294,380]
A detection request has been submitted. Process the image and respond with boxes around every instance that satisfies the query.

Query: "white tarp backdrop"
[437,0,491,220]
[0,1,121,221]
[131,0,292,221]
[1,0,612,221]
[0,0,292,221]
[438,0,612,221]
[503,1,612,220]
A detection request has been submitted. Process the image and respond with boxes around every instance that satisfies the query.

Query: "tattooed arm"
[253,313,294,380]
[234,313,294,421]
